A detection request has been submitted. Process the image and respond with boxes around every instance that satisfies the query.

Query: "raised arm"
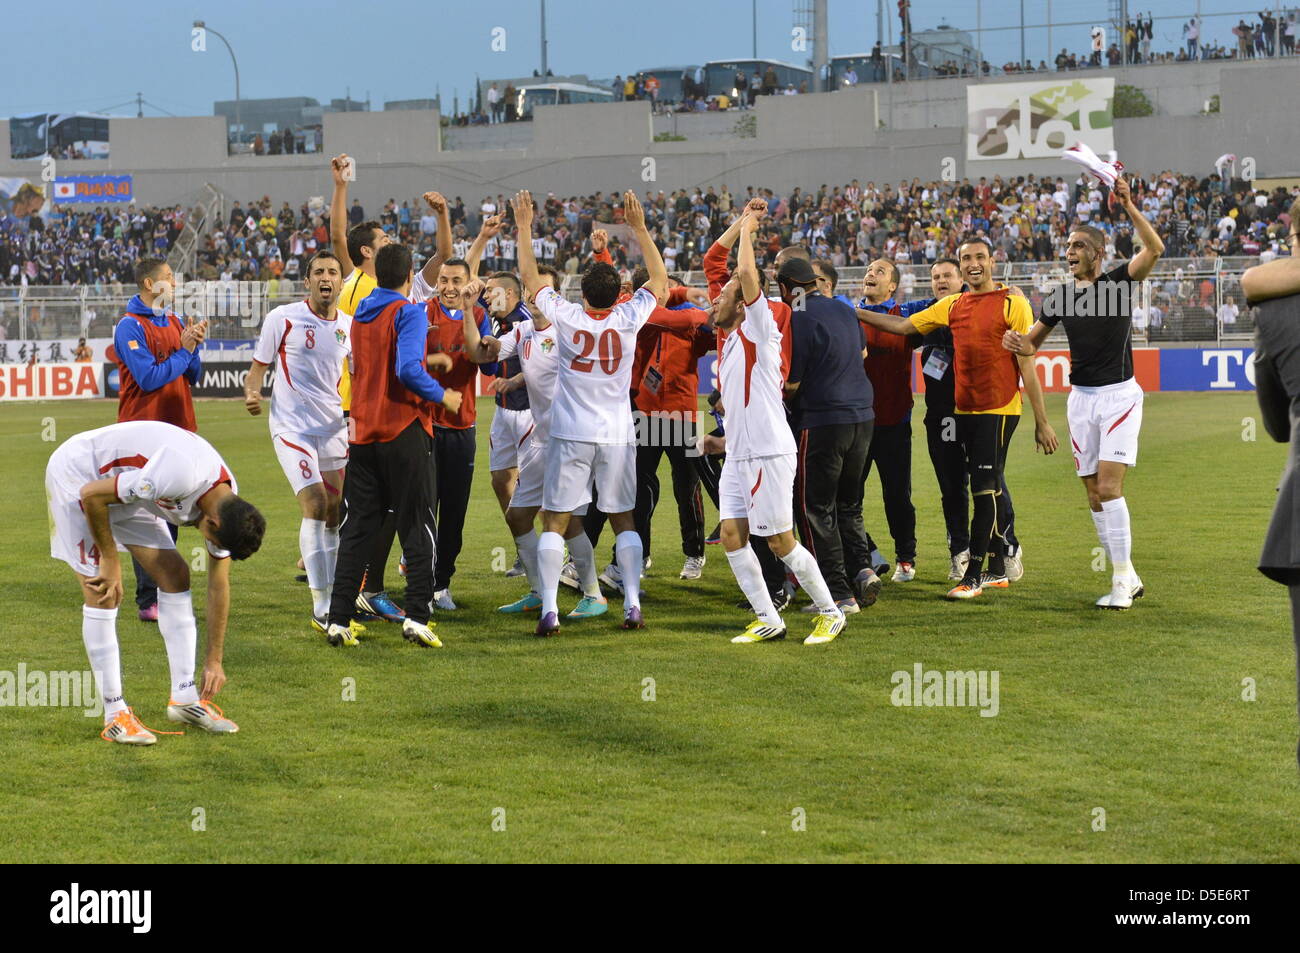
[735,210,762,302]
[329,155,354,274]
[512,190,545,301]
[624,190,667,304]
[419,191,454,286]
[458,278,498,364]
[466,213,504,276]
[1114,176,1164,280]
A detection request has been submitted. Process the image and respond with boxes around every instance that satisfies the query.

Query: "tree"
[1113,84,1153,118]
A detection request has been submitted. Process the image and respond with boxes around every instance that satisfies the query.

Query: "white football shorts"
[719,453,796,535]
[1066,378,1143,476]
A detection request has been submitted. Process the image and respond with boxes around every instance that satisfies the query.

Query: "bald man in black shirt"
[1003,174,1164,610]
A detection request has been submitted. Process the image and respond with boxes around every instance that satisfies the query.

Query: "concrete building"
[1,58,1294,215]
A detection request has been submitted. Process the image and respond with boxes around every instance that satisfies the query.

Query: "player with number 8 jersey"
[244,251,353,630]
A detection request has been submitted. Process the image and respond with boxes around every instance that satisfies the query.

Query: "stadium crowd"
[3,172,1295,295]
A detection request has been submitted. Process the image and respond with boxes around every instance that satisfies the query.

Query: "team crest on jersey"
[540,338,555,353]
[335,328,346,344]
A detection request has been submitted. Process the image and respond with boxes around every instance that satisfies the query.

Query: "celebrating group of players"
[47,152,1162,744]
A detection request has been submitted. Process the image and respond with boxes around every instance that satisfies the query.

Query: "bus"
[10,113,110,160]
[514,82,614,119]
[631,66,702,103]
[830,52,938,86]
[702,59,814,98]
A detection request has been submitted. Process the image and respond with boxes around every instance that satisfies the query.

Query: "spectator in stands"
[1186,17,1201,59]
[488,83,502,123]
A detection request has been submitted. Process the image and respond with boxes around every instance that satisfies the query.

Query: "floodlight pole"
[195,20,240,139]
[540,0,549,76]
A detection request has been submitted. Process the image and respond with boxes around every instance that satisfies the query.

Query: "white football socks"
[157,590,200,705]
[324,522,340,581]
[1100,497,1134,579]
[537,531,565,617]
[302,518,331,617]
[565,530,602,598]
[614,531,643,610]
[83,606,125,721]
[726,545,781,626]
[1090,509,1110,563]
[781,543,837,614]
[514,530,540,594]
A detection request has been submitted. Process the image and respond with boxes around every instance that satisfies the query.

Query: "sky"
[3,1,1281,118]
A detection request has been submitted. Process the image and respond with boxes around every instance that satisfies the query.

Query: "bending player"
[709,210,846,645]
[244,251,361,636]
[1002,173,1163,608]
[45,421,265,744]
[513,188,666,635]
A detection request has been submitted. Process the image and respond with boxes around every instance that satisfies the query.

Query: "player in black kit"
[1002,174,1164,610]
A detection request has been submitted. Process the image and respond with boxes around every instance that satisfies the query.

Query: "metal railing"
[0,256,1275,346]
[166,184,223,279]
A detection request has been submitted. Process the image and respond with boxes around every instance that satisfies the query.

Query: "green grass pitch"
[1,393,1296,863]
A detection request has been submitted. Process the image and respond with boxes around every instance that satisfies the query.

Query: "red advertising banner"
[0,362,105,401]
[911,347,1160,393]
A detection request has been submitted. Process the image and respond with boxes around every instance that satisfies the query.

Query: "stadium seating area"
[3,172,1294,295]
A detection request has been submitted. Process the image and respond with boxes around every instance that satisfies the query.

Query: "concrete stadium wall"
[2,60,1296,215]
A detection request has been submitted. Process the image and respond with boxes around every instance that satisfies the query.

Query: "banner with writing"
[52,174,133,204]
[967,78,1114,162]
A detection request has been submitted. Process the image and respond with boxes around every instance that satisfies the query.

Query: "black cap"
[776,258,817,286]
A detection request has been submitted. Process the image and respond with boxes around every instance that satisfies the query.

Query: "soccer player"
[857,237,1058,600]
[585,275,712,590]
[45,421,265,744]
[920,258,1024,582]
[481,270,533,560]
[329,155,453,623]
[487,281,608,623]
[243,251,356,632]
[700,199,798,609]
[325,243,462,648]
[709,210,845,644]
[513,188,666,635]
[112,258,206,622]
[1002,174,1163,608]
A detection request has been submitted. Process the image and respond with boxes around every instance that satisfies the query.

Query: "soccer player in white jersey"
[487,282,609,626]
[44,421,266,744]
[512,188,666,634]
[705,211,846,645]
[1003,174,1163,609]
[244,251,358,632]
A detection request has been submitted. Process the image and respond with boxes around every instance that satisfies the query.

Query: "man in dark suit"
[1243,206,1300,761]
